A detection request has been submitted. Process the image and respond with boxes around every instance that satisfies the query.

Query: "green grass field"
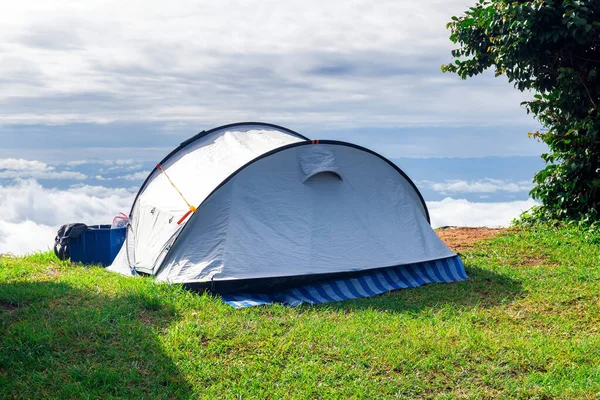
[1,226,599,399]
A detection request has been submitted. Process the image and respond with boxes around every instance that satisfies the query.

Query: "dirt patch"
[436,227,506,253]
[0,301,20,313]
[139,312,154,326]
[45,267,63,277]
[520,254,556,267]
[520,255,546,266]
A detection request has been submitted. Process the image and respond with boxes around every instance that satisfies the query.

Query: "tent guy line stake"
[156,164,197,224]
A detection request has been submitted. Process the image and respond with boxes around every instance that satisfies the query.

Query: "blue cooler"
[69,225,126,266]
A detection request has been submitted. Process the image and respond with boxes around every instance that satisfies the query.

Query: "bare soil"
[0,301,20,312]
[436,227,507,253]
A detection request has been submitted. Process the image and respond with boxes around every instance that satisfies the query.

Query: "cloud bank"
[0,179,537,255]
[428,197,538,228]
[0,180,134,255]
[421,178,533,194]
[0,158,86,180]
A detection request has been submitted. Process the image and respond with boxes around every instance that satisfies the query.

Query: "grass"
[1,226,599,399]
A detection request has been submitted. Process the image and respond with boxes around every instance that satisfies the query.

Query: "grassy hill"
[1,227,599,399]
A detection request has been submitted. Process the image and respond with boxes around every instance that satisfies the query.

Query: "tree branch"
[572,54,600,63]
[578,73,598,110]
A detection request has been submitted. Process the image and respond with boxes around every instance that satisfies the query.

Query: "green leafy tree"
[442,0,600,225]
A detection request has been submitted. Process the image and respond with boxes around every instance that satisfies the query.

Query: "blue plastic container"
[69,225,126,266]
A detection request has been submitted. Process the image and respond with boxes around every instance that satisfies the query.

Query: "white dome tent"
[108,122,466,307]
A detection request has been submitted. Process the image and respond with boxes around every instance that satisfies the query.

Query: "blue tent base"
[221,256,467,308]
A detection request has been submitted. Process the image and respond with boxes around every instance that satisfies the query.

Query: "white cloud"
[0,157,87,180]
[0,170,87,180]
[65,159,136,167]
[0,158,49,171]
[103,164,144,173]
[0,180,135,254]
[117,171,147,181]
[0,220,57,256]
[422,178,533,194]
[427,197,538,228]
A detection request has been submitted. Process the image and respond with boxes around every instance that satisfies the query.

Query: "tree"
[442,0,600,225]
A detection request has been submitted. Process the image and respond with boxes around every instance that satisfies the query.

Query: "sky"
[0,0,547,254]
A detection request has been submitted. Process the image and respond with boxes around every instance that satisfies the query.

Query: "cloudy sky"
[0,0,546,254]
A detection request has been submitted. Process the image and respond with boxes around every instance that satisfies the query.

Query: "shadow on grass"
[312,265,525,314]
[0,281,192,399]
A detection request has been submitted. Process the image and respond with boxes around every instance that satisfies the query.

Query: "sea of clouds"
[0,157,538,255]
[0,180,136,255]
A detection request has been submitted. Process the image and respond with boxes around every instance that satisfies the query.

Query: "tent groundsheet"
[222,255,466,308]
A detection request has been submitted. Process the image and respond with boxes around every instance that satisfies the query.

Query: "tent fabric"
[221,255,466,308]
[110,124,305,275]
[155,142,452,283]
[299,145,341,181]
[108,122,467,307]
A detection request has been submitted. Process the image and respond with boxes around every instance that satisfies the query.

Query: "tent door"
[132,203,180,274]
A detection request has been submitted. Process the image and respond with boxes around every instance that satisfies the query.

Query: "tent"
[108,122,466,307]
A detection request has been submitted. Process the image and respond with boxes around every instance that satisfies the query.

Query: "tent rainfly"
[108,122,466,307]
